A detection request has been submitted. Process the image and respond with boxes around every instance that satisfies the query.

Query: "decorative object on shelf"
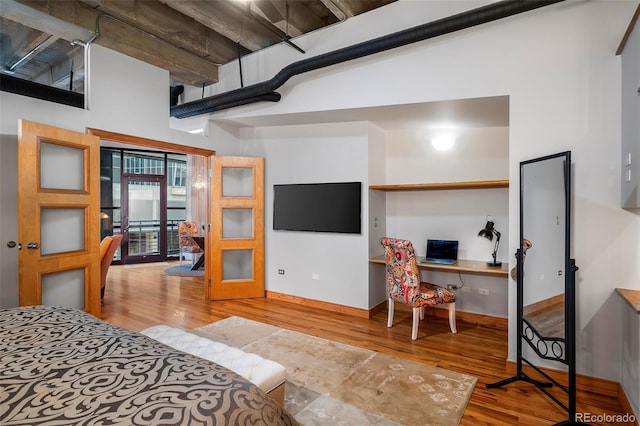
[478,216,502,267]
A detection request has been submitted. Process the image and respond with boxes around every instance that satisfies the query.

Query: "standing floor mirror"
[488,151,583,425]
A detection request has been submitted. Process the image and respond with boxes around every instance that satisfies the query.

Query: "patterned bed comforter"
[0,305,298,426]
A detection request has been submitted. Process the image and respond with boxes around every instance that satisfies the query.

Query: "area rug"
[163,264,204,277]
[194,316,477,425]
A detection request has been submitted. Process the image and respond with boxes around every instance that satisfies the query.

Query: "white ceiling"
[212,95,509,130]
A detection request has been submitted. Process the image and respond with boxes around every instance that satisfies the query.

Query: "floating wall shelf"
[369,179,509,191]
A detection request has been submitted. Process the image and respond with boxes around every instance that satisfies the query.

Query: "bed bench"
[141,325,286,405]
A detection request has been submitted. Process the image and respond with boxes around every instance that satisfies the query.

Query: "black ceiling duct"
[171,0,562,119]
[170,85,184,107]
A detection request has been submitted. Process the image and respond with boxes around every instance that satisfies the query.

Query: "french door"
[209,156,264,300]
[17,120,101,317]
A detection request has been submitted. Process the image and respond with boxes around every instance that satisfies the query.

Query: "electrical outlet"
[479,288,490,295]
[447,284,457,290]
[461,287,472,293]
[278,269,285,275]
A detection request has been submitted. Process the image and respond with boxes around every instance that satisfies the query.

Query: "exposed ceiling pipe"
[170,85,184,107]
[2,34,57,74]
[171,0,563,119]
[199,92,281,114]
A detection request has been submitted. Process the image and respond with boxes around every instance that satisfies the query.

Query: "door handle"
[26,242,40,250]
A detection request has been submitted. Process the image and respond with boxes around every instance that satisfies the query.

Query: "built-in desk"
[369,255,509,277]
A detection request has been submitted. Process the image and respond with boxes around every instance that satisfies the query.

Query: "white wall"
[205,0,640,384]
[384,126,509,262]
[239,122,371,309]
[368,124,388,308]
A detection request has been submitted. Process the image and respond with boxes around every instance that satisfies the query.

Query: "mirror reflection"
[522,155,567,341]
[521,154,568,343]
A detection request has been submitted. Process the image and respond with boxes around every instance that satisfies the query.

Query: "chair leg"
[412,307,420,340]
[387,298,394,328]
[419,306,424,320]
[448,303,457,334]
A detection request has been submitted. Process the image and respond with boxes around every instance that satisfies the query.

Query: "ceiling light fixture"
[431,135,455,151]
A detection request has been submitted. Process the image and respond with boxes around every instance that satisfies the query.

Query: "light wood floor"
[101,263,629,426]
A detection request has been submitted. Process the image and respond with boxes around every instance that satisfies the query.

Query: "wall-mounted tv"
[273,182,361,234]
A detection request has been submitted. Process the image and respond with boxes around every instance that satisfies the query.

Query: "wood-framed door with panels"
[18,120,101,317]
[208,156,264,300]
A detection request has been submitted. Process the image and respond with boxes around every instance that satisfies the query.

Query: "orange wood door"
[208,156,264,300]
[18,120,101,317]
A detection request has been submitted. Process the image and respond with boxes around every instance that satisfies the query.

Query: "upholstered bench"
[141,325,286,405]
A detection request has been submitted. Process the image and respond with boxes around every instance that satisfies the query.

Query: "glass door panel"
[222,208,253,239]
[40,141,85,190]
[41,208,85,255]
[123,177,163,263]
[41,269,85,309]
[222,167,254,197]
[222,250,253,280]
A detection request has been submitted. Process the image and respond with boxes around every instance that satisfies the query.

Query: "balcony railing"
[111,219,183,259]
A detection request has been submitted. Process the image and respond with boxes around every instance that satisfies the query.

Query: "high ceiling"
[0,0,396,90]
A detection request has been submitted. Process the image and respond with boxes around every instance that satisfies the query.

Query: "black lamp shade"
[478,221,495,240]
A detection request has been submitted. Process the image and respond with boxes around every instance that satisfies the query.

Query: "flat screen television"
[273,182,361,234]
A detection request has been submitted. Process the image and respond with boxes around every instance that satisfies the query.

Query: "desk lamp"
[478,217,502,267]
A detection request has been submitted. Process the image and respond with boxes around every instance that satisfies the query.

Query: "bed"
[0,305,298,425]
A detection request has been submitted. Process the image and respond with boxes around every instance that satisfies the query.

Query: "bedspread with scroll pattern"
[0,305,298,426]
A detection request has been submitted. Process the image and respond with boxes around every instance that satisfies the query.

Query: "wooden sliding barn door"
[18,120,101,317]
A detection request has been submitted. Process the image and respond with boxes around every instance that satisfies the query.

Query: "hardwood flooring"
[101,263,632,426]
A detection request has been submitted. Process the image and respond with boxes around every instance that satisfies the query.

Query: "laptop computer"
[424,239,459,264]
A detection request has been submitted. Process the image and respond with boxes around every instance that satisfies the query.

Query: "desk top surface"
[616,288,640,314]
[369,255,509,277]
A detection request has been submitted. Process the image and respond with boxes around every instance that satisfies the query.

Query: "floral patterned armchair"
[178,221,203,265]
[380,237,457,339]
